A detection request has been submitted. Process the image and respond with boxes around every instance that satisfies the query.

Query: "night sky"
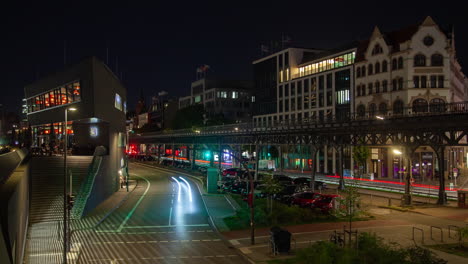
[1,1,467,114]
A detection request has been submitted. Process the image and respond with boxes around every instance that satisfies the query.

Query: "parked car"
[292,177,328,190]
[273,175,294,185]
[311,194,341,213]
[274,185,299,204]
[229,181,247,194]
[290,192,323,207]
[222,168,245,177]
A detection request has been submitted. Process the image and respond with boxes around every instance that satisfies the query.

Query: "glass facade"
[298,52,356,78]
[26,81,81,113]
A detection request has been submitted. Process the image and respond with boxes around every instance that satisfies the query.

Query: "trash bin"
[457,190,468,208]
[270,226,291,253]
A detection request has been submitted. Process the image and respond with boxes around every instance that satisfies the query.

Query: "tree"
[353,145,370,178]
[262,174,283,213]
[171,104,205,130]
[334,182,362,245]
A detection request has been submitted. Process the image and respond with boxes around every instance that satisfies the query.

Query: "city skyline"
[1,2,467,114]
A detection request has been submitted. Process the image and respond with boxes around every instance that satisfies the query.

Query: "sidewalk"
[73,179,138,230]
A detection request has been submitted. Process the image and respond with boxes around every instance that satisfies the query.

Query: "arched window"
[369,103,377,116]
[356,67,361,78]
[398,57,403,69]
[393,100,404,115]
[368,64,373,75]
[357,104,366,117]
[392,79,397,91]
[356,85,361,96]
[361,65,366,77]
[382,80,388,92]
[414,54,426,67]
[375,81,380,93]
[430,98,446,112]
[375,62,380,73]
[382,60,388,72]
[392,58,397,70]
[431,54,443,66]
[378,103,388,115]
[412,98,428,113]
[361,84,366,96]
[368,83,373,94]
[398,78,404,90]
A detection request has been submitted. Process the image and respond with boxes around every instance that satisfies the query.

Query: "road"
[73,163,246,263]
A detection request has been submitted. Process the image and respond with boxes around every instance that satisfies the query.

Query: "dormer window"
[372,44,383,55]
[423,36,434,46]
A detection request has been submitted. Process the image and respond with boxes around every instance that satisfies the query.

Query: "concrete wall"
[0,149,30,264]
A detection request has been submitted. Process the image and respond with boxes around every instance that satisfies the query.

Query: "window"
[115,93,122,110]
[378,103,387,115]
[375,62,380,73]
[298,81,302,94]
[251,96,256,102]
[392,79,397,91]
[430,98,446,112]
[369,103,377,116]
[336,90,349,104]
[382,60,388,72]
[431,54,443,66]
[414,54,426,67]
[398,78,404,90]
[357,85,361,96]
[372,44,383,55]
[423,36,434,46]
[326,91,332,106]
[361,66,366,77]
[304,79,310,92]
[356,67,361,78]
[412,98,428,113]
[291,83,295,96]
[375,81,380,93]
[438,75,444,88]
[232,91,238,99]
[220,91,228,98]
[319,76,324,91]
[421,76,427,88]
[27,80,81,114]
[393,100,404,115]
[368,64,373,75]
[398,57,403,69]
[285,100,289,111]
[382,80,388,92]
[430,75,437,88]
[414,76,420,88]
[279,85,283,98]
[368,83,373,94]
[285,84,289,96]
[357,104,366,117]
[279,100,283,112]
[361,84,366,96]
[298,97,302,110]
[392,59,397,70]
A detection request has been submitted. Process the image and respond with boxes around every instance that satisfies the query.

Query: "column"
[332,147,336,174]
[310,145,317,191]
[191,144,196,170]
[437,146,446,205]
[324,145,328,173]
[255,144,260,181]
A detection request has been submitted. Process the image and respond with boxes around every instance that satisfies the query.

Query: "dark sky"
[1,1,467,114]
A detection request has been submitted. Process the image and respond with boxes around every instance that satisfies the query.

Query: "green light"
[204,151,211,159]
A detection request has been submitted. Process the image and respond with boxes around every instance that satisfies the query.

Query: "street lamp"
[63,107,76,264]
[393,149,403,183]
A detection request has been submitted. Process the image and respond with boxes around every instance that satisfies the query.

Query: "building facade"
[178,78,254,123]
[354,16,467,181]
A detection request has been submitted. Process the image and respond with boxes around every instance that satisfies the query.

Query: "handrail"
[412,227,424,245]
[430,226,443,242]
[132,101,468,138]
[448,225,461,242]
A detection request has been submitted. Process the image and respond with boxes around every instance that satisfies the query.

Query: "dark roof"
[300,41,359,65]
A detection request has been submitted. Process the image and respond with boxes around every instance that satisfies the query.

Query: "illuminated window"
[251,96,256,102]
[90,126,99,137]
[221,91,227,98]
[26,80,81,114]
[232,91,238,99]
[194,95,201,103]
[115,93,123,110]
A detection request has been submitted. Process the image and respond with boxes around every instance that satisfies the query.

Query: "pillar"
[191,144,196,170]
[338,146,345,190]
[255,144,260,181]
[324,145,328,173]
[436,146,447,205]
[310,145,318,191]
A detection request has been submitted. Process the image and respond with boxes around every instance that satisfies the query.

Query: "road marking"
[239,247,252,254]
[230,239,240,245]
[116,175,151,232]
[168,207,173,226]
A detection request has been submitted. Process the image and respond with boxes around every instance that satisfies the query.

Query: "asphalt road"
[74,163,246,264]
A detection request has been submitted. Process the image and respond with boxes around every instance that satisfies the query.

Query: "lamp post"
[63,107,76,264]
[393,149,403,183]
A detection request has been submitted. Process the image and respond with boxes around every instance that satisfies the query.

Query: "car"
[290,192,323,207]
[274,185,299,204]
[228,181,247,194]
[273,175,294,185]
[222,168,245,177]
[311,194,341,213]
[292,177,328,190]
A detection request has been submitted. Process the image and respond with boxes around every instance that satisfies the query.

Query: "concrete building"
[354,16,467,181]
[179,78,254,123]
[24,56,127,198]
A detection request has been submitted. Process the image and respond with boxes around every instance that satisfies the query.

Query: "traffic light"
[67,194,75,210]
[204,150,211,160]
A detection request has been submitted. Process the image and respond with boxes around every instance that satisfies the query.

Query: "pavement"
[132,162,468,264]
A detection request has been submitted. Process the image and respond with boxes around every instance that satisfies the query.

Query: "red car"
[222,168,245,177]
[290,192,322,207]
[310,194,341,213]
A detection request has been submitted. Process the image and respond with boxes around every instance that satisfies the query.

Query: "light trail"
[171,177,181,202]
[179,177,193,202]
